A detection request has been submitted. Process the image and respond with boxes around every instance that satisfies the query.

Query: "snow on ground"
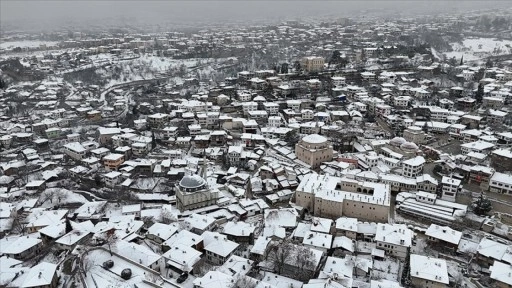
[38,188,89,208]
[0,49,58,61]
[103,203,124,219]
[85,249,158,288]
[85,248,195,288]
[444,38,512,61]
[135,55,200,70]
[373,258,401,282]
[431,47,442,61]
[458,238,480,254]
[0,40,60,50]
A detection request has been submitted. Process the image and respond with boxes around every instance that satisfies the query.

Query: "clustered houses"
[2,9,512,288]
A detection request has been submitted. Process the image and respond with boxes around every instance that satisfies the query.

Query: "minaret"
[202,148,207,186]
[245,177,252,200]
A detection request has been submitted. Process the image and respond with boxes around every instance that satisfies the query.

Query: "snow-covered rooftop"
[410,254,449,284]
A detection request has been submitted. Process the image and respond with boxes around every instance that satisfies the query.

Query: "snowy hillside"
[444,37,512,61]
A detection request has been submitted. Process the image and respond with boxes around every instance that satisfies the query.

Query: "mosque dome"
[400,141,419,151]
[179,175,207,191]
[390,137,407,147]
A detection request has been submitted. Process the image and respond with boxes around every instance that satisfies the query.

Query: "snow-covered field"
[98,55,227,87]
[0,40,60,50]
[38,188,89,208]
[444,37,512,62]
[133,55,200,71]
[373,258,401,281]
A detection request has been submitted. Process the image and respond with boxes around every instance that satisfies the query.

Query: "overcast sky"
[1,1,510,31]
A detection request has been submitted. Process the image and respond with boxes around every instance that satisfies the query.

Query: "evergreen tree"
[284,130,300,147]
[422,122,429,133]
[280,63,289,74]
[475,83,484,103]
[0,79,6,89]
[485,58,493,68]
[339,57,349,68]
[151,131,156,150]
[329,50,341,68]
[65,217,73,233]
[460,56,464,66]
[473,193,492,216]
[293,61,301,73]
[245,178,252,199]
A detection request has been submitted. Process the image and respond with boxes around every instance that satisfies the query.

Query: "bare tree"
[99,228,117,256]
[267,240,293,275]
[55,189,66,204]
[196,261,215,277]
[230,275,257,288]
[145,272,162,284]
[10,214,27,234]
[38,189,56,205]
[160,209,177,224]
[142,216,155,228]
[82,257,94,274]
[294,246,316,281]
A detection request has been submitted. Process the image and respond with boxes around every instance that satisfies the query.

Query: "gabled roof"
[21,262,57,288]
[410,254,449,284]
[0,236,41,255]
[162,243,202,272]
[222,221,256,237]
[425,224,462,245]
[490,261,512,286]
[116,240,161,266]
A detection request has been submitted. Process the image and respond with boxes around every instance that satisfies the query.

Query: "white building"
[263,102,279,115]
[489,172,512,195]
[301,56,324,72]
[238,91,252,102]
[103,171,122,187]
[410,254,449,288]
[428,107,449,122]
[302,231,333,252]
[242,102,258,116]
[301,109,314,121]
[461,141,495,155]
[401,156,425,178]
[287,100,301,112]
[147,113,169,128]
[268,116,281,128]
[425,224,462,249]
[295,174,390,222]
[116,240,163,272]
[162,243,202,273]
[375,223,413,259]
[331,76,346,87]
[63,142,87,160]
[203,232,240,265]
[394,95,411,107]
[489,261,512,288]
[228,145,243,167]
[441,176,461,202]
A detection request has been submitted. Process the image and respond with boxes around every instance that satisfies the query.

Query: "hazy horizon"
[2,1,512,32]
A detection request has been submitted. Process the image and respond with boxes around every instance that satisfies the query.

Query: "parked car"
[177,273,188,283]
